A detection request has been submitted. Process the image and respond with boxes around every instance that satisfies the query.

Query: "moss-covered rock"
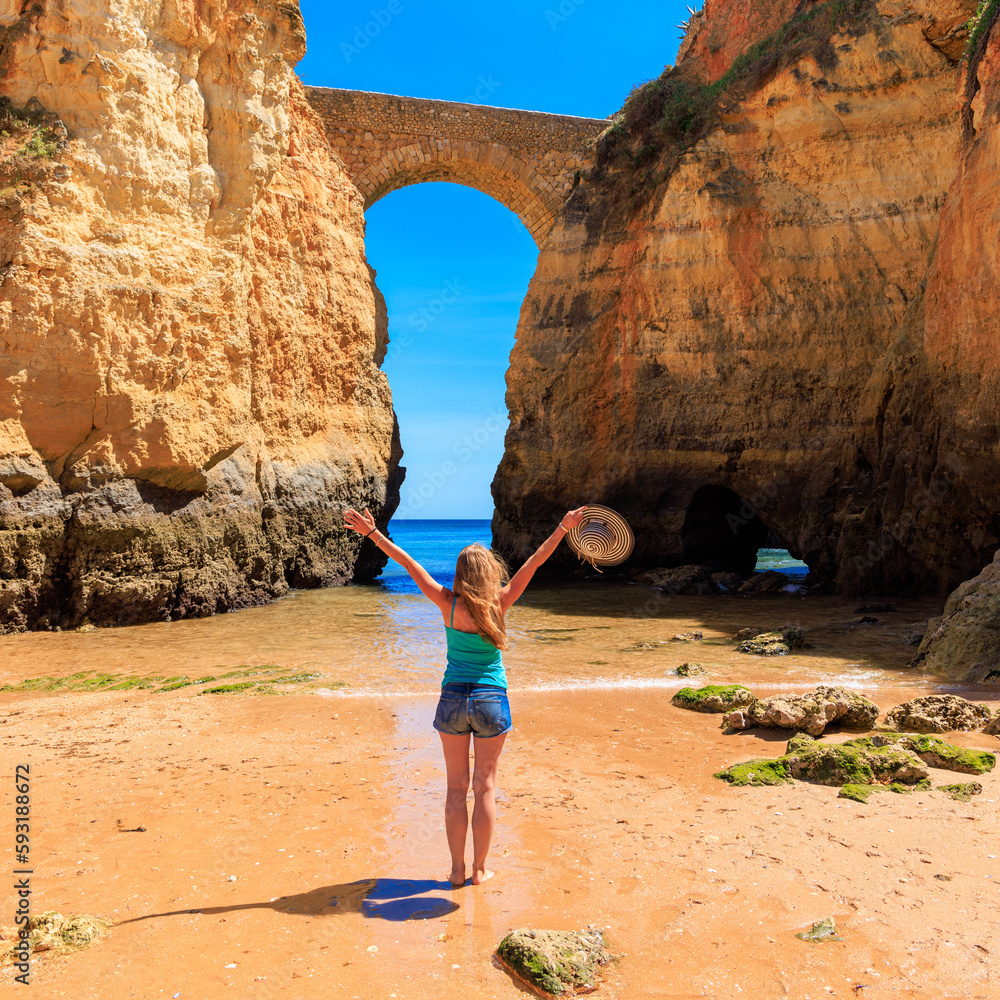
[838,783,875,803]
[714,758,793,786]
[735,625,804,655]
[671,684,756,713]
[885,694,993,733]
[894,734,996,775]
[783,737,928,786]
[796,916,843,942]
[496,926,613,995]
[0,911,111,962]
[935,781,983,801]
[728,686,879,736]
[675,662,708,677]
[719,732,993,794]
[786,732,816,754]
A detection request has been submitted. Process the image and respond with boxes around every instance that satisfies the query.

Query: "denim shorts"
[433,682,512,738]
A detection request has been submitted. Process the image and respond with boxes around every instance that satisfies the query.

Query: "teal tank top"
[442,596,507,689]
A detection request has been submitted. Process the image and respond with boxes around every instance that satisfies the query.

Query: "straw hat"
[565,504,634,570]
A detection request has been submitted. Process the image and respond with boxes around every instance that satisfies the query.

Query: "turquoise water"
[381,520,493,594]
[754,547,810,578]
[382,521,810,591]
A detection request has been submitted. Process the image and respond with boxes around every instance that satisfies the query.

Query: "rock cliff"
[895,2,1000,679]
[493,0,994,595]
[0,0,400,630]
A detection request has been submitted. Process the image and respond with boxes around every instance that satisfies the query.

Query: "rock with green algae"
[838,779,931,803]
[796,917,843,942]
[1,912,111,962]
[783,737,929,786]
[885,694,992,733]
[883,733,996,775]
[675,662,708,677]
[671,684,756,713]
[935,781,983,801]
[727,686,879,736]
[839,783,876,802]
[496,926,613,995]
[785,732,817,754]
[714,758,793,786]
[735,625,804,656]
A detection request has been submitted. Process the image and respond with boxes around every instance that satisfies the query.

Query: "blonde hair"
[452,544,511,651]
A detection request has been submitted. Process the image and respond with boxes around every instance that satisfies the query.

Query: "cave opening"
[681,485,772,579]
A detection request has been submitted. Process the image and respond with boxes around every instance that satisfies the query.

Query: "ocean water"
[382,521,810,593]
[0,519,952,700]
[379,520,494,594]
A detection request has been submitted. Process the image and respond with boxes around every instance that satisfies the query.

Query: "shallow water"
[0,520,965,699]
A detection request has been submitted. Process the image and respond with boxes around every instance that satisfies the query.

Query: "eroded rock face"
[911,551,1000,682]
[885,694,994,733]
[492,0,993,597]
[727,685,880,735]
[0,1,400,630]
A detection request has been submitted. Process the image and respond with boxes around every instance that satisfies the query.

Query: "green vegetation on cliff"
[594,0,876,201]
[0,100,62,191]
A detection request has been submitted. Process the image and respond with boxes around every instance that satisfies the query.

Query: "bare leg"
[470,732,507,885]
[439,733,472,886]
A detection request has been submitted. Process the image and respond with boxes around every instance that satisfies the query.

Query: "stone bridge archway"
[306,88,608,245]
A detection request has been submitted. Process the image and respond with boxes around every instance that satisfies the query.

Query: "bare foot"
[471,867,495,885]
[449,866,467,887]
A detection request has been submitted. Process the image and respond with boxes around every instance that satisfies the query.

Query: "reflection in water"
[0,569,952,697]
[0,519,964,698]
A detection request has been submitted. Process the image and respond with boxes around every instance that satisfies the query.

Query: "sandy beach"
[3,676,999,999]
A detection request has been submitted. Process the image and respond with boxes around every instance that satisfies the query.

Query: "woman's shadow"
[117,878,460,925]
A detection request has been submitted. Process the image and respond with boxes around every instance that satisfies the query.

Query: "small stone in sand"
[796,917,843,943]
[496,926,613,995]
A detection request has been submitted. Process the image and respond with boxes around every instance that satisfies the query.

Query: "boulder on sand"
[671,684,756,713]
[712,571,744,592]
[885,694,993,733]
[675,662,708,677]
[739,571,790,593]
[735,625,804,655]
[496,926,613,995]
[782,737,929,786]
[726,685,879,736]
[635,565,716,594]
[716,733,994,789]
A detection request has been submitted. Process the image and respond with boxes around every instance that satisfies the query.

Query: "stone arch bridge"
[305,87,609,246]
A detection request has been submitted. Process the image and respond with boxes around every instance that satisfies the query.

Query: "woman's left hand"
[562,506,588,530]
[344,507,377,536]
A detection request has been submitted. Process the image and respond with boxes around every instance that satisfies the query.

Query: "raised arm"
[343,508,450,612]
[500,506,588,611]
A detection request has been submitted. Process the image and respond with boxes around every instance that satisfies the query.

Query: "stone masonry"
[305,87,609,245]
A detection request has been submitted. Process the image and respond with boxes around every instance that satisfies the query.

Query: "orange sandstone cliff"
[493,0,998,602]
[0,0,400,630]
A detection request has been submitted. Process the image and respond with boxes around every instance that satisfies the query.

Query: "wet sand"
[3,678,1000,999]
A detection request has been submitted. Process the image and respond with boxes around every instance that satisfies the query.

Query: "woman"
[343,505,587,887]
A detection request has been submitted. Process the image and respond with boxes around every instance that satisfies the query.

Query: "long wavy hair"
[452,544,511,650]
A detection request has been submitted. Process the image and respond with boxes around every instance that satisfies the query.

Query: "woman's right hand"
[344,507,377,536]
[561,506,588,531]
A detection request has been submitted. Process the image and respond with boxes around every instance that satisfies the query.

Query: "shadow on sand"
[116,877,461,925]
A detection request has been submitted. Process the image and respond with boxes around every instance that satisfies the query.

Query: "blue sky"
[297,0,689,517]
